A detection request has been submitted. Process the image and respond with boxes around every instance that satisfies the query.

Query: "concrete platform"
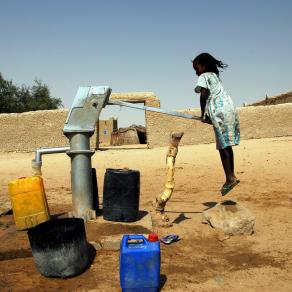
[86,210,153,250]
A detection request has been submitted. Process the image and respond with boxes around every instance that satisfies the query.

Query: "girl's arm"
[200,88,212,124]
[200,87,209,118]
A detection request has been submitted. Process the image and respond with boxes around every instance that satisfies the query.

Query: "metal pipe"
[66,133,95,220]
[108,100,201,120]
[31,146,70,176]
[34,147,70,163]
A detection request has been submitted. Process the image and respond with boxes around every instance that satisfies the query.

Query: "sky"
[1,0,292,127]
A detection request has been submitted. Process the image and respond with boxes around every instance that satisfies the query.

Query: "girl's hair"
[192,53,228,76]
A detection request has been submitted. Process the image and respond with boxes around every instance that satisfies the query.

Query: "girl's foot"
[221,178,240,196]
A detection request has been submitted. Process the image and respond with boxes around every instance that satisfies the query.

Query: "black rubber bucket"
[103,168,140,222]
[27,218,92,278]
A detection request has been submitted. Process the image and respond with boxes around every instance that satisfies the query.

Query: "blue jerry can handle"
[121,234,148,249]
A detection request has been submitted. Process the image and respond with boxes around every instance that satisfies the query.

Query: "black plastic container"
[27,218,92,278]
[103,168,140,222]
[92,168,99,212]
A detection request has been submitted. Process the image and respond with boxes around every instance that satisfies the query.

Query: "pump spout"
[31,147,70,176]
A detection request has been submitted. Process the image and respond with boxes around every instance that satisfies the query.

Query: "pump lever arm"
[107,100,201,120]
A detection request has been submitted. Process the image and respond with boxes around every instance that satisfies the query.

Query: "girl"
[192,53,240,196]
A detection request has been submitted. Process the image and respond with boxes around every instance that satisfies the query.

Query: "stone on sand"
[0,197,11,216]
[201,200,255,235]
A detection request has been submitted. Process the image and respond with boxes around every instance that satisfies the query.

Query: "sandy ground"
[0,137,292,291]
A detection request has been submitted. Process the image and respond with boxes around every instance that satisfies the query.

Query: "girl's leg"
[226,146,235,178]
[219,146,236,184]
[219,148,232,183]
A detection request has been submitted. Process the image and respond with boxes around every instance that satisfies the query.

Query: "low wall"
[0,97,292,152]
[0,92,160,152]
[249,91,292,106]
[0,110,72,152]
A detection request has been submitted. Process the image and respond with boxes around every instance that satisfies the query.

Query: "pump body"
[64,86,111,220]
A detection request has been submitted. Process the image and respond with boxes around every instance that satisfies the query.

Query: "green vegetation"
[0,73,62,113]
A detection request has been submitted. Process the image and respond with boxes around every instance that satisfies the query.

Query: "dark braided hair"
[192,53,228,76]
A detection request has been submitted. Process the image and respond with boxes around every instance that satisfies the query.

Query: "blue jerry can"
[120,234,161,292]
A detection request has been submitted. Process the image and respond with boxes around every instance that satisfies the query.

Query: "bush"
[0,73,62,113]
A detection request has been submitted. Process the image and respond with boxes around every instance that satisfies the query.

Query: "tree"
[0,73,18,113]
[0,73,63,113]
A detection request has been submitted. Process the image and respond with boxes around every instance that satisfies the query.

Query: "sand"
[0,137,291,291]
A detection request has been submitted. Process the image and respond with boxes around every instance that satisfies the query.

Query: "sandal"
[160,234,180,245]
[221,179,240,196]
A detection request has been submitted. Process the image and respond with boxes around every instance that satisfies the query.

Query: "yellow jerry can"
[8,176,50,230]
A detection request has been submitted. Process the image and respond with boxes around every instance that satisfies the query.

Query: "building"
[110,125,146,146]
[97,117,118,147]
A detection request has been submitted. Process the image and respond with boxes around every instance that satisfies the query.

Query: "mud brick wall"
[249,91,292,106]
[147,103,292,147]
[1,94,292,152]
[0,92,160,152]
[0,109,100,152]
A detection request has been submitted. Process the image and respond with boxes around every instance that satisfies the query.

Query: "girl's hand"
[201,116,212,124]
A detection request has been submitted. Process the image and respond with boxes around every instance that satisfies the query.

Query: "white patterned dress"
[195,72,240,149]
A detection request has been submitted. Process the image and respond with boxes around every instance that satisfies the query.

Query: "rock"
[201,200,255,235]
[88,241,102,250]
[100,235,122,250]
[0,197,12,216]
[213,275,225,283]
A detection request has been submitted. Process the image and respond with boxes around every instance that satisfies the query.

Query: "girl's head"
[192,53,228,76]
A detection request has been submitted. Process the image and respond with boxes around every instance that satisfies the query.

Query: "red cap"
[148,233,159,242]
